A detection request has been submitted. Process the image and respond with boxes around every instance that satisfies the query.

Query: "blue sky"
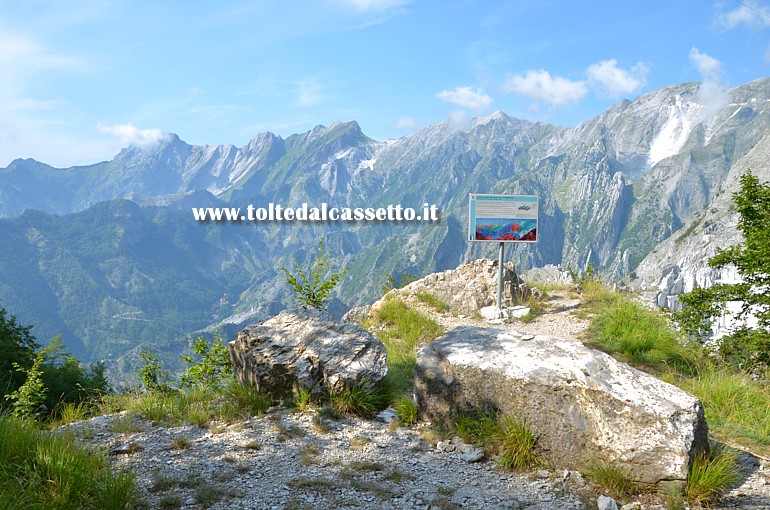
[1,0,769,167]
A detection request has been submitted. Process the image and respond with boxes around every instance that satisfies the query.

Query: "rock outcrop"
[371,259,530,316]
[228,308,388,398]
[414,327,709,486]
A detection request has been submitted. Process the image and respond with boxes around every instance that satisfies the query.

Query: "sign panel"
[468,194,538,243]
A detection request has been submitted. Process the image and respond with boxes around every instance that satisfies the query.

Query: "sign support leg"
[497,241,505,309]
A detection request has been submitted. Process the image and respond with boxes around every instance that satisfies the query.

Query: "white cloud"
[716,0,770,29]
[689,48,729,117]
[436,86,493,111]
[587,59,648,98]
[689,47,723,81]
[97,123,171,147]
[502,70,587,106]
[395,116,418,130]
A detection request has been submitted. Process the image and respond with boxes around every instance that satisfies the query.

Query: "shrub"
[674,172,770,371]
[137,350,174,394]
[281,238,347,310]
[180,332,232,390]
[330,383,389,418]
[381,271,416,295]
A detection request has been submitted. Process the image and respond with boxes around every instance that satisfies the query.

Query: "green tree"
[0,308,40,407]
[280,238,347,310]
[138,350,174,393]
[674,171,770,371]
[6,344,50,420]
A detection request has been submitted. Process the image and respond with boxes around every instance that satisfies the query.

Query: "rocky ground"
[65,291,770,510]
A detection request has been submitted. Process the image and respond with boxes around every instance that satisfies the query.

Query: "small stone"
[444,443,456,452]
[459,448,485,463]
[376,407,398,423]
[598,495,619,510]
[536,469,550,479]
[520,334,535,341]
[508,306,531,319]
[620,503,642,510]
[480,306,506,320]
[184,496,196,505]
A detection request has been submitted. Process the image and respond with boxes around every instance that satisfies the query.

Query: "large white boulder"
[228,308,388,398]
[414,327,709,485]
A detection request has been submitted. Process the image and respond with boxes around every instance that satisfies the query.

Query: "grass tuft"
[686,445,741,507]
[453,411,541,471]
[415,291,449,313]
[581,457,639,501]
[395,394,419,425]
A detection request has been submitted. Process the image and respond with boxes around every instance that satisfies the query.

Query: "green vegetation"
[281,238,348,310]
[415,291,448,313]
[675,172,770,373]
[0,417,135,509]
[381,271,416,295]
[453,411,541,471]
[685,446,741,507]
[1,310,110,422]
[588,299,701,375]
[395,394,419,425]
[329,383,390,418]
[365,298,445,396]
[585,284,770,455]
[179,332,231,390]
[581,458,638,502]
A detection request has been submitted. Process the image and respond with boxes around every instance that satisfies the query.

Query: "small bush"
[170,435,192,451]
[180,332,231,390]
[686,445,741,506]
[281,238,347,310]
[220,379,272,419]
[495,415,541,470]
[381,271,416,295]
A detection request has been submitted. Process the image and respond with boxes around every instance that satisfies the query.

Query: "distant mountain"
[2,77,769,379]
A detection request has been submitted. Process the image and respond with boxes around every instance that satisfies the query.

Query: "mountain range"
[2,77,769,381]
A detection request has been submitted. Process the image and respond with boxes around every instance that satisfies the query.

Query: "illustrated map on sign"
[469,194,538,243]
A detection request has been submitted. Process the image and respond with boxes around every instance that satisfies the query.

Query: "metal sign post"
[468,194,539,310]
[497,242,504,308]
